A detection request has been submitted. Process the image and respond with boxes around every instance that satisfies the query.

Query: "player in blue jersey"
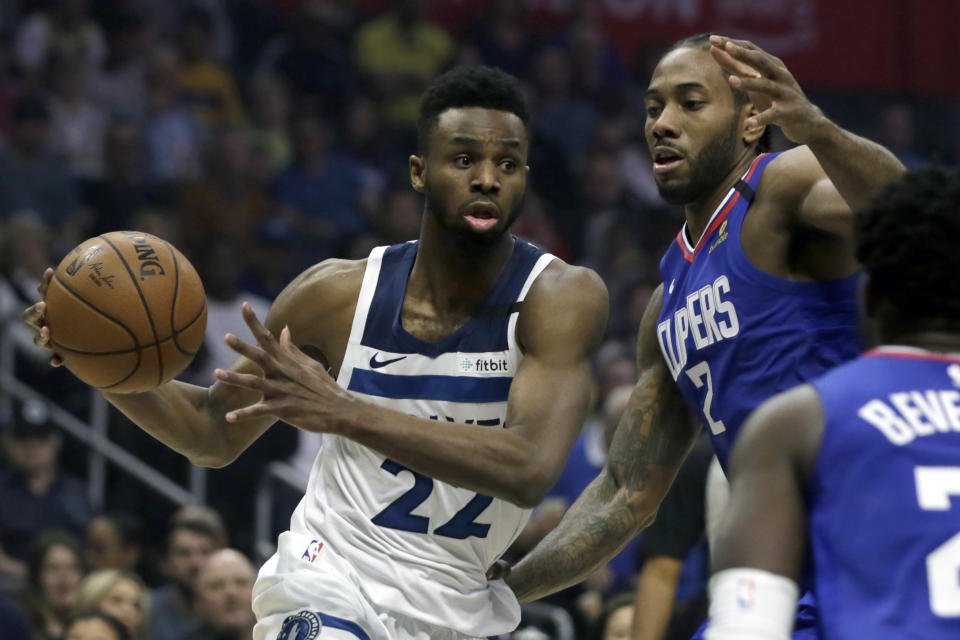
[706,167,960,639]
[496,33,905,636]
[24,67,608,639]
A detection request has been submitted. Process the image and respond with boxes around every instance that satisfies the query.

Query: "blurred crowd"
[0,1,952,639]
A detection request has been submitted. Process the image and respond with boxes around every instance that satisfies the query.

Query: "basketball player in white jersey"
[24,66,608,640]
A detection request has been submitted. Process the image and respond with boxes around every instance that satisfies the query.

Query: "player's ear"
[742,104,765,146]
[409,155,425,193]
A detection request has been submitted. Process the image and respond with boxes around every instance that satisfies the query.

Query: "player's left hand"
[214,302,353,431]
[709,34,827,144]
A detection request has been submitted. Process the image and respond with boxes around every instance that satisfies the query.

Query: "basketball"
[44,231,207,394]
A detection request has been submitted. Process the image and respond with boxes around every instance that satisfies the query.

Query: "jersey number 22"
[372,459,492,539]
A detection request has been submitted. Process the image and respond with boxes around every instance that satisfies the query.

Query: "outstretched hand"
[213,302,353,432]
[709,35,826,144]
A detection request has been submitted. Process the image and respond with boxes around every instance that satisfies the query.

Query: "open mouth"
[653,146,686,174]
[463,202,501,232]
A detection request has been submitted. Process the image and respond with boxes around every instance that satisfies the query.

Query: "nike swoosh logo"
[369,353,407,369]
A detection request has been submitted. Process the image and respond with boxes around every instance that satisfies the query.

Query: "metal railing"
[0,325,206,509]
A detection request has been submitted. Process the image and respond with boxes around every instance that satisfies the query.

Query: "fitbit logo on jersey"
[657,275,740,380]
[458,356,509,373]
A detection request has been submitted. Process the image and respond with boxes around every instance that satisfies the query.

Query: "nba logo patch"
[277,610,322,640]
[301,539,324,563]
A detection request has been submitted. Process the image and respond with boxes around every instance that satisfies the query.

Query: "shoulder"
[524,259,608,327]
[266,258,366,334]
[730,384,824,480]
[757,147,826,207]
[527,259,608,308]
[519,260,608,356]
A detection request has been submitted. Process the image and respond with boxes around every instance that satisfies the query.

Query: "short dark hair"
[64,610,131,640]
[664,33,770,153]
[417,65,529,154]
[167,519,218,551]
[856,166,960,332]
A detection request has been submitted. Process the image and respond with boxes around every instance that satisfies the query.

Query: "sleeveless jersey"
[656,152,860,468]
[808,349,960,638]
[285,239,555,637]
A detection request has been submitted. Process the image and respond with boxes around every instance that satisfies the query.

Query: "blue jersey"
[657,152,860,468]
[809,349,960,639]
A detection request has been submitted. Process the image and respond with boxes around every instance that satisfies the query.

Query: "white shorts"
[252,532,489,640]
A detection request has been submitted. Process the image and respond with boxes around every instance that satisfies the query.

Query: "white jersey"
[263,240,555,638]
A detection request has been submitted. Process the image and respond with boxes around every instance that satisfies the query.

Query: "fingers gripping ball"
[44,231,207,393]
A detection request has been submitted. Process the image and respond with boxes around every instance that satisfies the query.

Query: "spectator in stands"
[0,399,92,568]
[171,505,230,550]
[467,0,531,78]
[178,126,271,260]
[272,111,369,258]
[593,591,634,640]
[354,0,453,130]
[23,531,85,640]
[0,96,81,242]
[46,55,106,180]
[337,94,400,203]
[256,4,355,118]
[510,191,572,262]
[873,103,928,169]
[63,610,130,640]
[13,0,106,81]
[175,6,244,128]
[245,74,292,174]
[143,48,203,184]
[529,44,599,168]
[631,434,714,640]
[84,513,144,575]
[88,9,148,122]
[148,519,221,640]
[81,119,161,236]
[565,10,628,112]
[74,569,149,640]
[185,549,256,640]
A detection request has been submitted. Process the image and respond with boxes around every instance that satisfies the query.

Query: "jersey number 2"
[686,361,726,434]
[371,459,492,539]
[915,466,960,617]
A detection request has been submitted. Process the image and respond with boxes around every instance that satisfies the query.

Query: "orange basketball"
[44,231,207,394]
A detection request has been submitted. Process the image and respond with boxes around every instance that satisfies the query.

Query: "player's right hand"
[22,268,63,367]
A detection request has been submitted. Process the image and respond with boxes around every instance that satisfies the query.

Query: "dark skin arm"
[709,35,905,236]
[214,262,609,508]
[502,284,701,601]
[711,384,824,579]
[23,260,361,467]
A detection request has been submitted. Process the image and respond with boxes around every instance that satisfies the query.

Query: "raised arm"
[214,261,608,507]
[505,283,701,602]
[706,385,823,640]
[709,35,905,236]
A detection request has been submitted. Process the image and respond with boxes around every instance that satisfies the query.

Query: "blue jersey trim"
[316,611,372,640]
[360,239,545,356]
[348,369,512,403]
